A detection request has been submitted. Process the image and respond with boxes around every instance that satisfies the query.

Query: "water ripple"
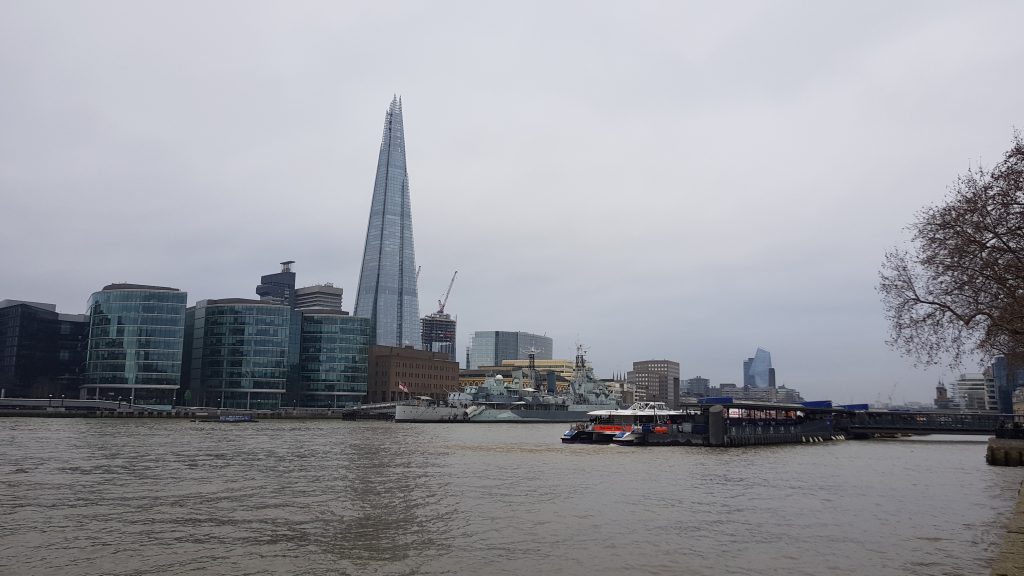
[0,419,1018,575]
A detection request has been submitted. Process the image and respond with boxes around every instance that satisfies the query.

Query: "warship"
[394,345,621,423]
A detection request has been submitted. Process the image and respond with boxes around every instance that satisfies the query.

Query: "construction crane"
[437,270,458,314]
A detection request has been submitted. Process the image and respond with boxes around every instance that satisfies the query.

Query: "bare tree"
[879,133,1024,367]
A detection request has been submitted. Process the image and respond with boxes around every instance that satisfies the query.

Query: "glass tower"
[354,96,421,348]
[744,347,773,388]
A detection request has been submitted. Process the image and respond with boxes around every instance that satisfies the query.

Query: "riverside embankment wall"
[993,481,1024,576]
[989,438,1024,466]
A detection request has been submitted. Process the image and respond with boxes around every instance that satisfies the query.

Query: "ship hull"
[395,403,612,423]
[394,404,466,423]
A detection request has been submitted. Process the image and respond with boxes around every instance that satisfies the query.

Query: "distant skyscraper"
[257,261,297,308]
[954,372,997,411]
[683,376,710,398]
[990,355,1024,413]
[354,96,421,348]
[421,312,457,361]
[743,347,773,388]
[628,360,680,406]
[468,331,552,369]
[295,284,344,310]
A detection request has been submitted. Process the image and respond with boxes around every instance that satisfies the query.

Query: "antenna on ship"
[574,343,588,372]
[523,346,541,391]
[571,343,590,402]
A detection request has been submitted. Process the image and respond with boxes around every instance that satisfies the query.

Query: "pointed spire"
[354,96,420,348]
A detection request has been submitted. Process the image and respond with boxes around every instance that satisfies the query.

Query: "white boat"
[561,402,685,443]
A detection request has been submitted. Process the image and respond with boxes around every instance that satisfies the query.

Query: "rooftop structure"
[295,284,344,310]
[256,261,297,308]
[101,283,180,292]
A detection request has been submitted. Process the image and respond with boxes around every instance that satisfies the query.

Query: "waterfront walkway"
[993,481,1024,576]
[0,397,398,420]
[0,397,163,412]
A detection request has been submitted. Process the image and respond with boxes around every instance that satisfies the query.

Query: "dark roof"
[679,399,838,412]
[299,308,351,316]
[102,283,180,292]
[204,298,283,306]
[0,299,57,312]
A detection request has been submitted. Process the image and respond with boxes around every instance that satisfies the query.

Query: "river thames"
[1,418,1021,575]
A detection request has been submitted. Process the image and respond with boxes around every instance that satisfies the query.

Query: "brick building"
[368,345,460,403]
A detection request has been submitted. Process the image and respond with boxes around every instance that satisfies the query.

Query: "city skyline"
[3,3,1024,403]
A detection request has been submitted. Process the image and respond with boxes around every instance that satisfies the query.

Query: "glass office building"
[354,96,421,348]
[298,310,370,408]
[82,284,187,406]
[188,299,292,410]
[468,331,553,369]
[0,300,89,398]
[991,356,1024,413]
[743,347,774,388]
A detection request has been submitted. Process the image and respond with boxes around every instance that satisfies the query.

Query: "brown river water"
[1,418,1021,576]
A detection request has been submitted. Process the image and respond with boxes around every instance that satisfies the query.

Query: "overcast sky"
[2,1,1023,404]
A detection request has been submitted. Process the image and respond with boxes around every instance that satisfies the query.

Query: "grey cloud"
[2,0,1022,403]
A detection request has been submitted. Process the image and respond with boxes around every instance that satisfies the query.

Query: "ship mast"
[524,346,540,391]
[572,344,589,402]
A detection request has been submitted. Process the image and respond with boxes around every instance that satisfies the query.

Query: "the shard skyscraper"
[354,96,421,348]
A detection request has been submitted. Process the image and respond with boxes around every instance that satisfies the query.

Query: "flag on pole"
[398,382,409,393]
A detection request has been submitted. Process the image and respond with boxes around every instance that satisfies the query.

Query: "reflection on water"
[0,419,1020,576]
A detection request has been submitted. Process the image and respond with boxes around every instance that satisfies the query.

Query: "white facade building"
[954,372,998,411]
